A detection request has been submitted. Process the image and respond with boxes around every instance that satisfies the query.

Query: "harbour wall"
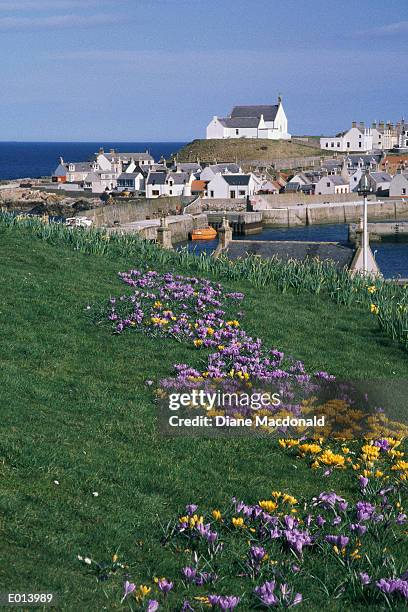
[107,214,208,244]
[261,200,408,227]
[81,195,198,227]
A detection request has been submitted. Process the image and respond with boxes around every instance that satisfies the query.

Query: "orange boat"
[191,227,217,240]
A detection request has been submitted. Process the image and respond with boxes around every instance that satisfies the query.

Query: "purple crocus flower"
[121,580,136,602]
[208,595,240,610]
[359,572,371,585]
[374,438,390,451]
[185,504,198,515]
[359,476,369,489]
[325,535,349,548]
[250,545,266,563]
[182,601,194,611]
[316,515,326,527]
[350,523,367,536]
[292,593,303,606]
[146,600,159,612]
[157,578,173,594]
[181,566,197,582]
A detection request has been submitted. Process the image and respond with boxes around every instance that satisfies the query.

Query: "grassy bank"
[0,219,407,610]
[175,139,327,164]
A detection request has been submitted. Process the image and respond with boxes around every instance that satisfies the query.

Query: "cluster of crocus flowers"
[79,470,407,609]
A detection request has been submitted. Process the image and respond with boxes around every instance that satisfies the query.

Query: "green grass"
[0,226,407,610]
[175,139,329,164]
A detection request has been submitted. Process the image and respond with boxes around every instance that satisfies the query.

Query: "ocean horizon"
[0,141,187,180]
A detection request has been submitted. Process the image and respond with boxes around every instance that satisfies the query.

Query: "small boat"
[191,227,217,240]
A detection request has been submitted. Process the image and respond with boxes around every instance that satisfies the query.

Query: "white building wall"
[320,127,374,152]
[206,117,226,139]
[389,174,408,197]
[145,183,168,198]
[205,174,229,198]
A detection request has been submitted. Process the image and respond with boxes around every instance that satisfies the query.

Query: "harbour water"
[183,224,408,279]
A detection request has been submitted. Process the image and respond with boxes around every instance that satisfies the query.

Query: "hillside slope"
[175,138,327,163]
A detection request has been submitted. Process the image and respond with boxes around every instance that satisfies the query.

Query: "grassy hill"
[1,219,407,609]
[175,138,327,164]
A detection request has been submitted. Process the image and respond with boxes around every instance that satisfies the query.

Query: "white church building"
[206,97,291,140]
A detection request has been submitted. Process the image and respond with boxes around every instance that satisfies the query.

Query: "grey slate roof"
[52,163,67,177]
[225,241,354,270]
[231,105,279,122]
[102,151,154,162]
[84,172,100,182]
[146,172,167,185]
[117,172,142,180]
[370,172,392,183]
[207,163,241,174]
[176,163,202,172]
[68,162,94,171]
[328,176,349,186]
[223,174,251,186]
[166,171,189,185]
[219,116,260,128]
[285,182,302,192]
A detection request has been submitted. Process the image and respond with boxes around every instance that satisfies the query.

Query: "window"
[326,182,330,188]
[326,143,329,148]
[239,190,245,196]
[235,129,239,135]
[152,190,159,196]
[169,190,172,195]
[210,190,214,198]
[337,142,340,147]
[403,188,407,195]
[347,142,350,148]
[230,191,236,198]
[359,142,362,148]
[331,143,334,147]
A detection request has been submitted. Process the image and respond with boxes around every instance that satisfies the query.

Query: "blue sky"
[0,0,407,141]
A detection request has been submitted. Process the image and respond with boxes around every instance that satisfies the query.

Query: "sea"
[0,141,407,279]
[0,141,185,180]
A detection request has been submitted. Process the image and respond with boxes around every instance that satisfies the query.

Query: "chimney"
[372,121,376,129]
[59,156,64,164]
[352,121,357,128]
[379,121,385,129]
[359,121,365,130]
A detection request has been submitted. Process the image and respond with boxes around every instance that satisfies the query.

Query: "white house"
[389,172,408,198]
[52,158,98,183]
[320,123,374,153]
[145,172,167,198]
[398,121,408,150]
[83,171,117,193]
[315,175,350,195]
[200,163,242,182]
[145,170,193,198]
[367,171,392,195]
[205,173,259,199]
[371,122,398,150]
[165,171,194,197]
[116,171,145,193]
[96,149,155,174]
[206,97,290,140]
